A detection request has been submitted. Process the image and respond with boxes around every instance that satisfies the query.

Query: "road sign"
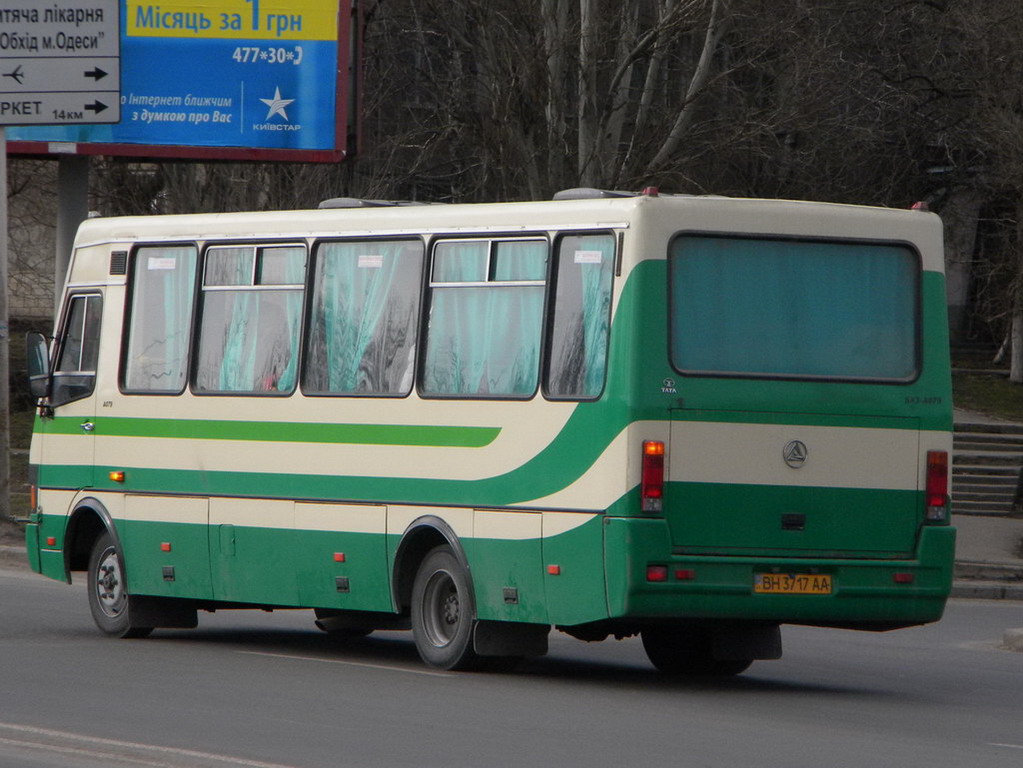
[0,0,121,126]
[7,1,353,163]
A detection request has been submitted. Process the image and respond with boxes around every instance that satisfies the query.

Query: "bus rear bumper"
[604,517,956,629]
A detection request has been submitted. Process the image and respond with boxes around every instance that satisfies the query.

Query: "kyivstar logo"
[253,86,301,132]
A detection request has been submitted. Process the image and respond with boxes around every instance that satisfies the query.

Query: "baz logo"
[782,440,808,468]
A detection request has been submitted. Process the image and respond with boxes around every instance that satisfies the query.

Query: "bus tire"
[87,531,153,639]
[411,546,482,670]
[641,626,752,677]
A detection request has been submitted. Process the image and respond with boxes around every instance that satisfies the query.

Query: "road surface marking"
[0,723,300,768]
[240,650,452,677]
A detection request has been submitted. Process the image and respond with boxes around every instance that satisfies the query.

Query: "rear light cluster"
[925,450,949,523]
[646,565,696,582]
[641,440,665,512]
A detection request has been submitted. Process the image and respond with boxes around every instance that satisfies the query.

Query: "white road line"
[989,743,1023,750]
[0,736,178,768]
[0,723,300,768]
[239,650,452,677]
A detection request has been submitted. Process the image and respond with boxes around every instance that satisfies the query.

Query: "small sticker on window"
[358,254,384,268]
[574,250,602,264]
[147,257,177,270]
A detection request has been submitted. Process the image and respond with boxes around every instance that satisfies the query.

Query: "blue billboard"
[8,1,353,161]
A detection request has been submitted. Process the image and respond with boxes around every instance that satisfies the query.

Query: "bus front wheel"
[87,531,153,639]
[410,546,482,670]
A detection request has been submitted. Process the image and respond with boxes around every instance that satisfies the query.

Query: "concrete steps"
[952,422,1023,517]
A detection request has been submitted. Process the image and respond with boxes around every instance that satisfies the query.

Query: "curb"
[954,560,1023,582]
[951,580,1023,601]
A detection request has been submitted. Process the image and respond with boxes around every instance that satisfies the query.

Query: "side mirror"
[25,331,51,400]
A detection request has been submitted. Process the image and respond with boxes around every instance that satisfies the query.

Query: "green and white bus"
[24,189,955,675]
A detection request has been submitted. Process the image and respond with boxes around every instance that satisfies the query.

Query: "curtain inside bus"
[196,246,304,393]
[424,240,546,397]
[305,239,423,395]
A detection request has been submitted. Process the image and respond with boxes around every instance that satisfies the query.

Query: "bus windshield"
[669,235,919,382]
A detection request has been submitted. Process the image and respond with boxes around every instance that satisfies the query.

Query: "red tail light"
[641,441,665,513]
[925,450,949,523]
[646,565,668,582]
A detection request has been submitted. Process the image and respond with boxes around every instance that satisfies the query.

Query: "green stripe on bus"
[38,417,502,448]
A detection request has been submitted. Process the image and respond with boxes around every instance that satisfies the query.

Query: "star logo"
[260,87,295,121]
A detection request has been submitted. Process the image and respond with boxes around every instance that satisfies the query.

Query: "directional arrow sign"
[0,0,120,126]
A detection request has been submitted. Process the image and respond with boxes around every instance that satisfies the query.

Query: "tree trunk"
[577,0,600,185]
[1011,310,1023,384]
[645,0,729,176]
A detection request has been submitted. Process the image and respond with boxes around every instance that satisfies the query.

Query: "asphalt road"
[1,566,1020,768]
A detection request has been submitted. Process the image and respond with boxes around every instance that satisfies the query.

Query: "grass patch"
[953,371,1023,422]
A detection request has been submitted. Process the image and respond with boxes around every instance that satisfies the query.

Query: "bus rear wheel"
[87,531,153,639]
[641,626,752,677]
[411,546,482,670]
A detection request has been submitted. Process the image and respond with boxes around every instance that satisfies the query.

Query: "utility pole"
[0,126,10,522]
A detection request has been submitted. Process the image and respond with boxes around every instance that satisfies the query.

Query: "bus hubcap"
[423,570,459,647]
[96,549,125,618]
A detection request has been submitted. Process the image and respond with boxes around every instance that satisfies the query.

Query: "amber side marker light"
[109,470,126,483]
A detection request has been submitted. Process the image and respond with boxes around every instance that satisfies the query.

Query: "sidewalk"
[950,407,1023,599]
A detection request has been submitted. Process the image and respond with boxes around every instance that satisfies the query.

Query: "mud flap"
[712,622,782,660]
[130,596,199,629]
[474,620,550,658]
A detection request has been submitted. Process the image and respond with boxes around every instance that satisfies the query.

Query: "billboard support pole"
[0,127,10,522]
[54,156,89,314]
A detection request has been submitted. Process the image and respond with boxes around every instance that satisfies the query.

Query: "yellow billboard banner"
[127,0,339,41]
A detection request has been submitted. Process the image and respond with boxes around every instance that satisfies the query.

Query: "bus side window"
[122,246,198,393]
[422,238,547,398]
[545,233,615,399]
[303,239,424,396]
[194,245,305,395]
[51,293,103,407]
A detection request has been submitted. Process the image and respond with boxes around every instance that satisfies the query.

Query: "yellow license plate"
[754,573,832,595]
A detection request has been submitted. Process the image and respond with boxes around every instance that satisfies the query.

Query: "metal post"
[55,156,89,313]
[0,127,10,521]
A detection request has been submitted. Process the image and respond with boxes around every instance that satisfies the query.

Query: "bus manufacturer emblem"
[783,440,808,468]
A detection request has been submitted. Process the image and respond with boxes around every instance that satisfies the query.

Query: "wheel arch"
[65,497,121,583]
[392,515,474,615]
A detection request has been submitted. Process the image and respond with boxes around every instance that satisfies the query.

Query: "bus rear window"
[669,235,919,382]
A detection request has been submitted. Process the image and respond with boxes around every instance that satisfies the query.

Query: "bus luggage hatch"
[665,411,922,558]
